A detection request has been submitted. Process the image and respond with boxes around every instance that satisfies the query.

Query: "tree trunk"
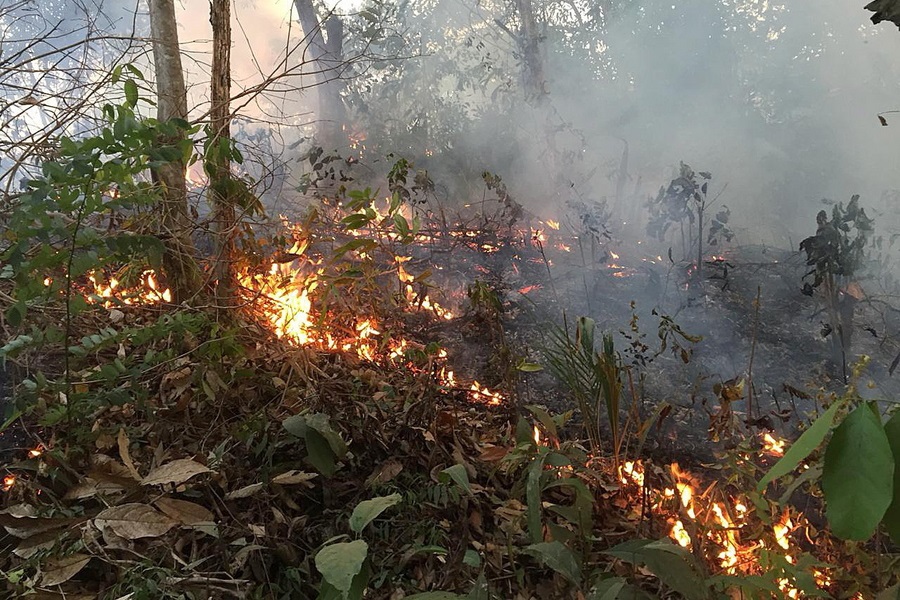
[147,0,201,304]
[209,0,237,309]
[514,0,547,104]
[292,0,346,150]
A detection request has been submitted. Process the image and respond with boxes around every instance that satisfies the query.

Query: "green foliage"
[799,195,874,293]
[822,402,894,540]
[757,401,842,490]
[605,539,710,600]
[349,493,402,534]
[866,0,900,29]
[0,88,184,326]
[543,316,623,459]
[315,540,369,598]
[523,541,582,585]
[646,162,732,258]
[282,413,349,477]
[758,381,898,543]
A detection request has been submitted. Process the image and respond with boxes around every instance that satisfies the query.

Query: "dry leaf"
[90,454,138,480]
[94,503,176,540]
[39,553,90,587]
[272,470,318,486]
[225,482,264,500]
[365,459,403,488]
[478,446,509,462]
[117,428,141,481]
[154,497,214,525]
[13,531,59,559]
[142,459,212,486]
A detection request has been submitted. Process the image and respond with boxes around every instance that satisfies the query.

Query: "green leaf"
[463,549,481,568]
[866,0,900,29]
[124,79,139,108]
[306,428,338,476]
[349,493,402,534]
[758,401,843,491]
[876,582,900,600]
[605,539,709,600]
[523,541,582,585]
[6,300,26,327]
[883,411,900,544]
[588,577,654,600]
[517,361,544,372]
[315,540,368,593]
[404,594,464,600]
[466,573,489,600]
[823,403,894,540]
[439,464,472,495]
[525,404,558,440]
[526,454,545,543]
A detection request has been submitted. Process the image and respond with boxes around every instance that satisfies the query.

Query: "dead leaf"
[225,482,264,500]
[39,553,90,587]
[90,454,138,480]
[272,470,318,486]
[478,446,509,462]
[94,503,176,540]
[13,530,60,559]
[154,498,214,525]
[365,459,403,488]
[142,459,212,486]
[117,428,141,481]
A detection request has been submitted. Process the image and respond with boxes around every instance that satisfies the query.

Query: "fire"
[761,432,786,457]
[28,447,43,458]
[609,251,620,260]
[87,270,172,306]
[533,425,541,446]
[619,460,645,487]
[545,220,560,230]
[2,475,15,491]
[468,381,503,405]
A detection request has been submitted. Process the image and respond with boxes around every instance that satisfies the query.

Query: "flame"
[87,270,172,306]
[546,220,560,230]
[469,381,503,405]
[610,251,620,260]
[619,460,645,487]
[762,432,786,457]
[2,475,15,491]
[533,425,542,446]
[28,447,43,458]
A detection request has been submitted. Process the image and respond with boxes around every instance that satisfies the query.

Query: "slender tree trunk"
[292,0,346,150]
[514,0,547,104]
[147,0,201,303]
[209,0,237,308]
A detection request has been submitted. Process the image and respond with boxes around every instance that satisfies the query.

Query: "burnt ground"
[429,238,900,461]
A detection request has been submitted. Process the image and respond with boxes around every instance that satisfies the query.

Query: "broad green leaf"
[462,549,481,568]
[466,573,489,600]
[758,401,843,491]
[306,429,338,476]
[883,411,900,544]
[823,403,894,541]
[866,0,900,29]
[523,541,582,585]
[525,404,558,440]
[349,493,402,534]
[605,539,709,600]
[315,540,368,593]
[876,582,900,600]
[124,79,139,107]
[439,464,472,495]
[589,577,654,600]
